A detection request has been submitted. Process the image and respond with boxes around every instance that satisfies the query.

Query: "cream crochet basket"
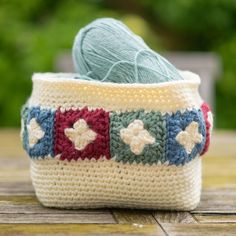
[21,71,213,210]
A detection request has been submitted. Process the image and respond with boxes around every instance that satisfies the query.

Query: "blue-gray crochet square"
[22,106,55,158]
[166,109,206,166]
[110,109,166,165]
[21,105,29,152]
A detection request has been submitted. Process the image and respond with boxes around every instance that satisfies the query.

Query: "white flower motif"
[176,121,203,154]
[64,119,97,151]
[27,118,45,148]
[120,119,155,155]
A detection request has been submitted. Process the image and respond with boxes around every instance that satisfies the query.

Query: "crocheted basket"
[21,71,213,210]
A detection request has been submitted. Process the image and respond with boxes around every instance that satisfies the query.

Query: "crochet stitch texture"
[21,71,213,210]
[22,106,55,158]
[54,107,110,161]
[110,110,166,165]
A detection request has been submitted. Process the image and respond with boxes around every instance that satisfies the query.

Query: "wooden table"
[0,129,236,236]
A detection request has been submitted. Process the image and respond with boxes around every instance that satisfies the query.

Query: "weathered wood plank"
[0,195,38,205]
[153,211,197,224]
[0,195,112,214]
[193,188,236,213]
[0,129,26,159]
[203,155,236,188]
[0,213,116,224]
[194,213,236,223]
[0,182,34,195]
[0,157,29,169]
[0,169,30,182]
[113,209,157,224]
[206,130,236,159]
[0,224,164,236]
[0,205,109,214]
[0,205,110,215]
[162,223,236,236]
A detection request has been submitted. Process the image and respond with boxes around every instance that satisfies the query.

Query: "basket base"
[30,157,201,210]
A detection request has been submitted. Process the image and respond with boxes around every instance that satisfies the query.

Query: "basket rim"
[32,70,201,89]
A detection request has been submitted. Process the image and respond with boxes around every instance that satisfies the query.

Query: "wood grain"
[0,182,34,195]
[193,188,236,213]
[113,209,157,224]
[0,195,112,214]
[194,213,236,223]
[202,155,236,188]
[0,224,164,236]
[0,169,30,182]
[0,129,26,158]
[153,212,196,224]
[162,223,236,236]
[0,213,116,224]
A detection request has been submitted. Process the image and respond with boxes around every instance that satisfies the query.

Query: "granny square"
[54,107,110,161]
[110,109,166,165]
[201,103,213,155]
[21,105,29,152]
[166,109,206,165]
[22,107,55,158]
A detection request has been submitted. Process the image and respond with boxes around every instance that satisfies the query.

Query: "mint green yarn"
[72,18,183,84]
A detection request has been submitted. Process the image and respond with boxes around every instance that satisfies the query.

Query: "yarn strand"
[73,18,183,84]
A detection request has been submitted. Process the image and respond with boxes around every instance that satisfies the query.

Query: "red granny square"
[54,107,110,161]
[200,102,212,155]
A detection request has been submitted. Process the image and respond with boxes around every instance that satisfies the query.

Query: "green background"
[1,0,236,129]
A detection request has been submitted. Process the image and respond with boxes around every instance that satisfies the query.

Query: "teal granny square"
[110,109,166,165]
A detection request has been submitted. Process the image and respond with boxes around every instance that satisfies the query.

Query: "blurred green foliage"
[0,0,116,126]
[138,0,236,49]
[0,0,236,128]
[136,0,236,129]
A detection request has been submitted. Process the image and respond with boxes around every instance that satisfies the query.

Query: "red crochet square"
[54,107,110,161]
[200,102,212,155]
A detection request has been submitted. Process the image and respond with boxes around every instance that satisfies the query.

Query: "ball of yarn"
[72,18,183,84]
